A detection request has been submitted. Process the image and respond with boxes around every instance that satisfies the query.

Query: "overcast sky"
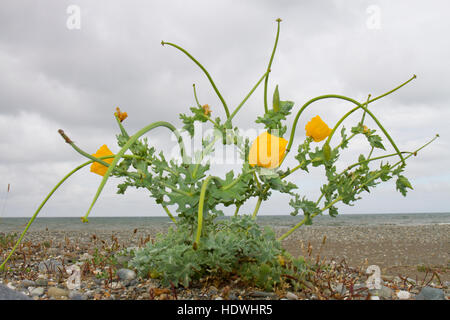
[0,0,449,219]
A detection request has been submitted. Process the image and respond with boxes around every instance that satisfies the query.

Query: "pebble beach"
[0,218,449,300]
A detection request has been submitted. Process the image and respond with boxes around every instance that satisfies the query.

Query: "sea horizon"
[1,212,449,233]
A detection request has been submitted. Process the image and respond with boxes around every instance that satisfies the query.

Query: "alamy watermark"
[66,5,81,30]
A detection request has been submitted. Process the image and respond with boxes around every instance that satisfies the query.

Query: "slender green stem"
[263,18,282,114]
[222,169,255,191]
[192,84,202,108]
[229,70,270,121]
[253,171,262,190]
[367,146,375,160]
[58,130,113,168]
[360,94,371,126]
[193,84,219,127]
[162,206,176,223]
[160,182,193,197]
[0,155,115,270]
[194,175,213,248]
[162,41,230,119]
[251,197,263,219]
[367,74,416,105]
[233,204,241,217]
[335,133,357,150]
[281,160,306,179]
[115,115,130,139]
[81,121,187,223]
[277,196,342,241]
[345,151,412,173]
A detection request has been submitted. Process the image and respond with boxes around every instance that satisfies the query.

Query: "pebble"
[415,286,445,300]
[6,283,16,290]
[0,284,32,300]
[368,285,393,299]
[47,287,69,299]
[109,282,121,289]
[20,280,36,288]
[30,287,44,297]
[35,278,48,286]
[249,291,278,298]
[69,290,87,300]
[116,268,136,281]
[209,286,218,295]
[396,290,411,300]
[285,292,298,300]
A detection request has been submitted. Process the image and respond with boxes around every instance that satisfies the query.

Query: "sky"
[0,0,449,218]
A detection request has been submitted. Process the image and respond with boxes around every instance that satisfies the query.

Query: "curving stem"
[161,41,230,119]
[263,18,282,114]
[0,155,114,270]
[193,175,213,249]
[81,121,188,223]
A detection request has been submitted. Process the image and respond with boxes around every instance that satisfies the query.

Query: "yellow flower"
[202,104,212,116]
[363,125,370,134]
[90,145,114,176]
[114,107,128,122]
[305,115,332,142]
[248,131,288,169]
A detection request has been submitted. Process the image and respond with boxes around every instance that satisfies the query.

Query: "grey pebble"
[116,268,136,281]
[69,290,87,300]
[416,286,445,300]
[0,284,32,300]
[249,291,277,298]
[30,287,45,297]
[19,280,36,288]
[370,285,393,299]
[35,278,48,286]
[228,293,238,300]
[285,292,298,300]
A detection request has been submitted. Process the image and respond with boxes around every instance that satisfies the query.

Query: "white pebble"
[397,290,411,300]
[286,292,299,300]
[6,282,16,290]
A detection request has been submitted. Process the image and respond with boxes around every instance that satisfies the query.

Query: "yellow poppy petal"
[248,132,288,169]
[90,144,115,176]
[305,115,331,142]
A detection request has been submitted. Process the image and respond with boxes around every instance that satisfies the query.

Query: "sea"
[0,212,449,233]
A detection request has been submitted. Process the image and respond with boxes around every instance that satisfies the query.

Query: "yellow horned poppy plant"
[90,145,114,176]
[305,115,332,142]
[248,132,288,169]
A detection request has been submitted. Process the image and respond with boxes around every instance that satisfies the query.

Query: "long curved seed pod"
[193,175,213,250]
[81,121,187,223]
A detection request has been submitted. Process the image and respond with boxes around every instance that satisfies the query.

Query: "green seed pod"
[272,85,280,112]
